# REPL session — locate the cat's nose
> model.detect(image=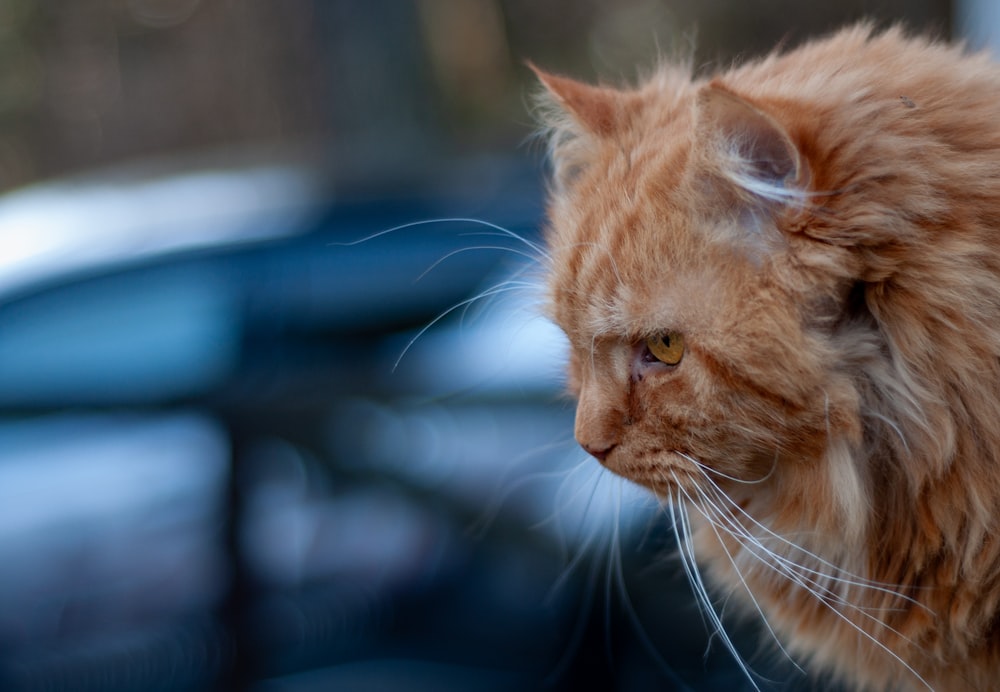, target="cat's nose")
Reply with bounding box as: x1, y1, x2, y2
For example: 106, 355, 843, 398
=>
581, 441, 617, 463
